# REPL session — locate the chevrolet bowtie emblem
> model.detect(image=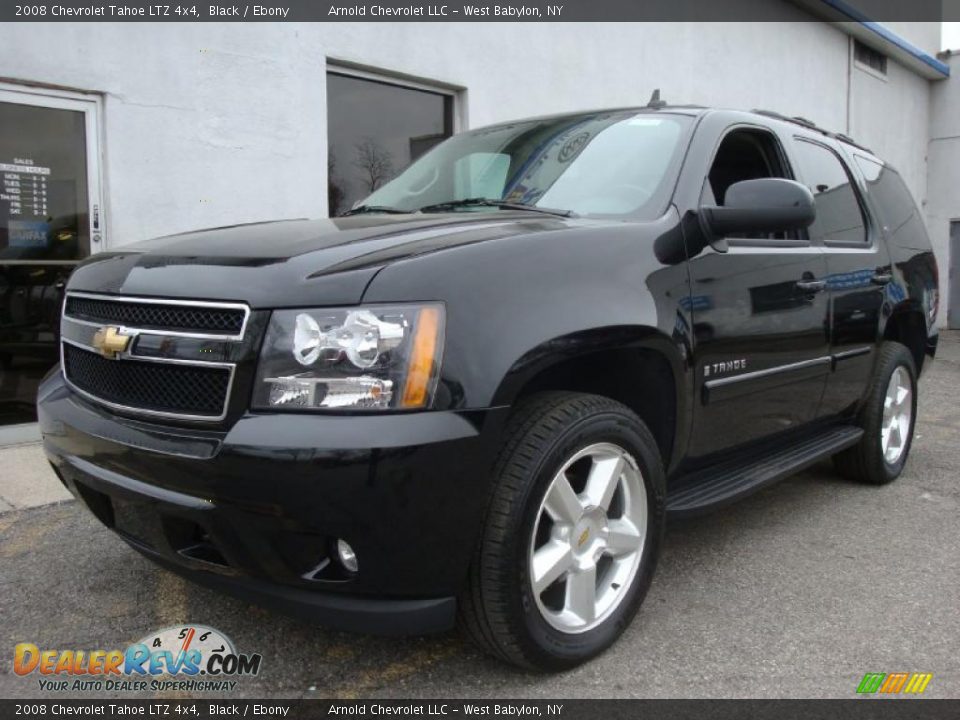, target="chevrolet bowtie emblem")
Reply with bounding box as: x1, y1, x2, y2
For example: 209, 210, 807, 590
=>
92, 326, 131, 359
578, 528, 590, 547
